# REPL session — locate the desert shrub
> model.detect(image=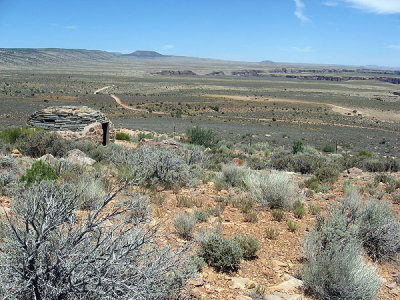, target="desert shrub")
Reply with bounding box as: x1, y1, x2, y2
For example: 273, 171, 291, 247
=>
173, 213, 197, 240
115, 132, 130, 141
239, 198, 254, 214
0, 126, 35, 144
374, 174, 395, 185
292, 153, 324, 174
220, 163, 249, 188
358, 200, 400, 261
322, 143, 336, 153
20, 160, 58, 186
361, 158, 386, 172
245, 170, 299, 209
358, 150, 373, 157
293, 200, 306, 219
314, 166, 340, 183
127, 146, 191, 188
269, 150, 294, 171
186, 126, 219, 148
185, 145, 209, 166
392, 192, 400, 204
292, 140, 304, 154
308, 204, 320, 215
194, 209, 210, 223
384, 157, 399, 172
234, 235, 260, 260
0, 180, 195, 299
303, 200, 381, 300
304, 176, 320, 191
76, 176, 108, 210
265, 227, 279, 240
272, 208, 285, 222
0, 156, 18, 195
207, 203, 226, 217
17, 130, 71, 158
244, 212, 258, 223
0, 156, 17, 169
197, 232, 243, 272
287, 220, 298, 232
137, 132, 153, 141
188, 255, 206, 272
